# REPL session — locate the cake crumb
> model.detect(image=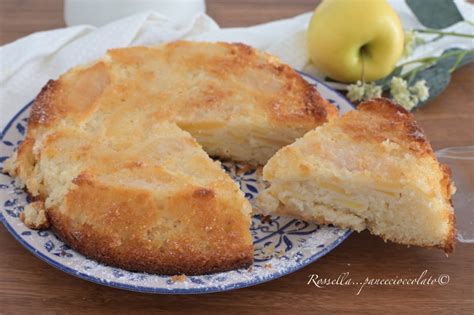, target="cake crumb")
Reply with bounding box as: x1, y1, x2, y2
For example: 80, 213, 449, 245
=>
276, 250, 285, 258
259, 215, 272, 224
20, 201, 50, 229
170, 274, 187, 283
264, 263, 272, 269
235, 163, 254, 175
261, 243, 275, 256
